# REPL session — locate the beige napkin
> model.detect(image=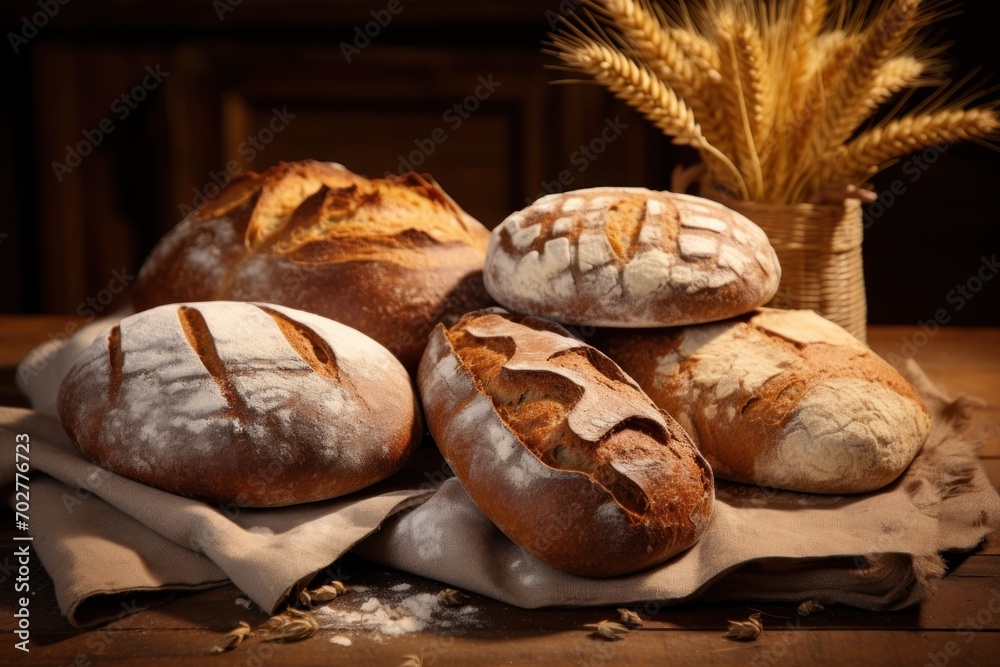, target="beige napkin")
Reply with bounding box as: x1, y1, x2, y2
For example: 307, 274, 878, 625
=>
5, 315, 999, 626
357, 360, 1000, 611
0, 407, 433, 627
